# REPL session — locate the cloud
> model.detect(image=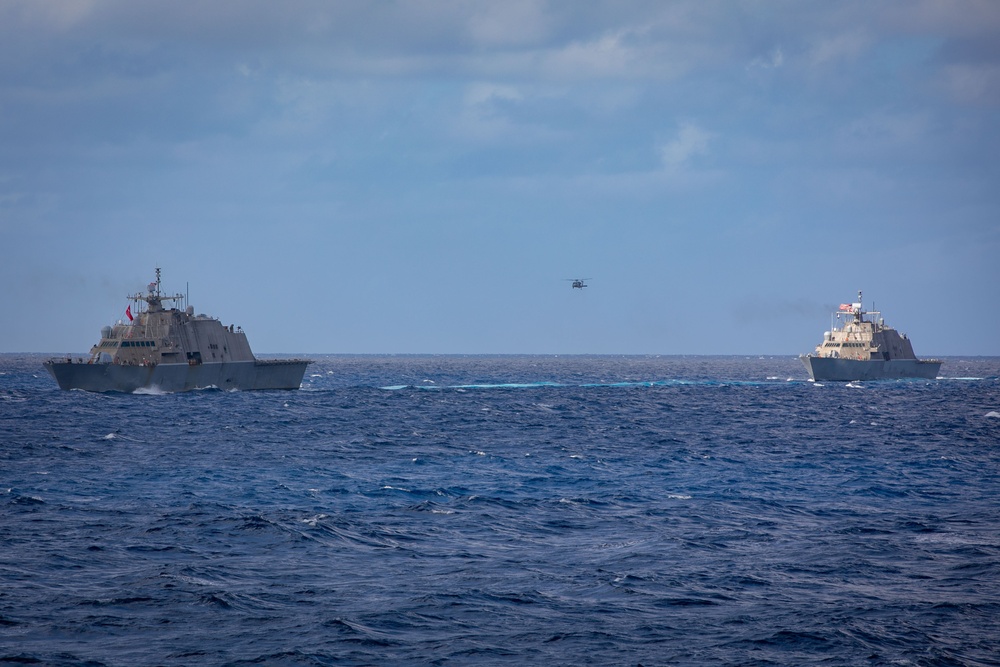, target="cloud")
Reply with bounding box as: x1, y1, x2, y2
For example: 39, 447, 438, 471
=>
747, 47, 785, 70
660, 123, 713, 170
1, 0, 102, 33
889, 0, 1000, 38
467, 0, 550, 47
806, 29, 871, 66
464, 82, 524, 108
538, 29, 646, 79
938, 62, 1000, 107
834, 111, 932, 156
456, 82, 526, 141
